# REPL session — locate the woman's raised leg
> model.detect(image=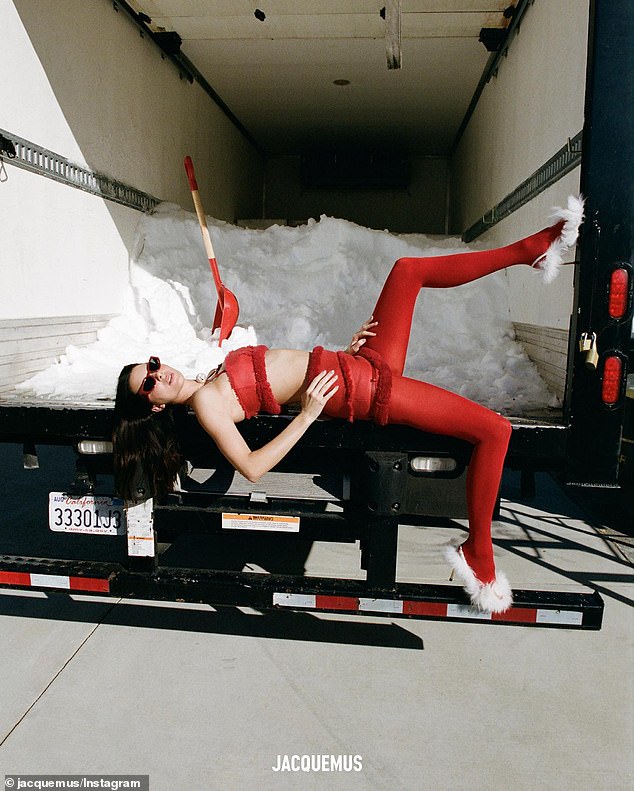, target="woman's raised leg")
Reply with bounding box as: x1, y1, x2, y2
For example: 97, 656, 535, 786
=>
364, 197, 583, 375
358, 197, 583, 610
